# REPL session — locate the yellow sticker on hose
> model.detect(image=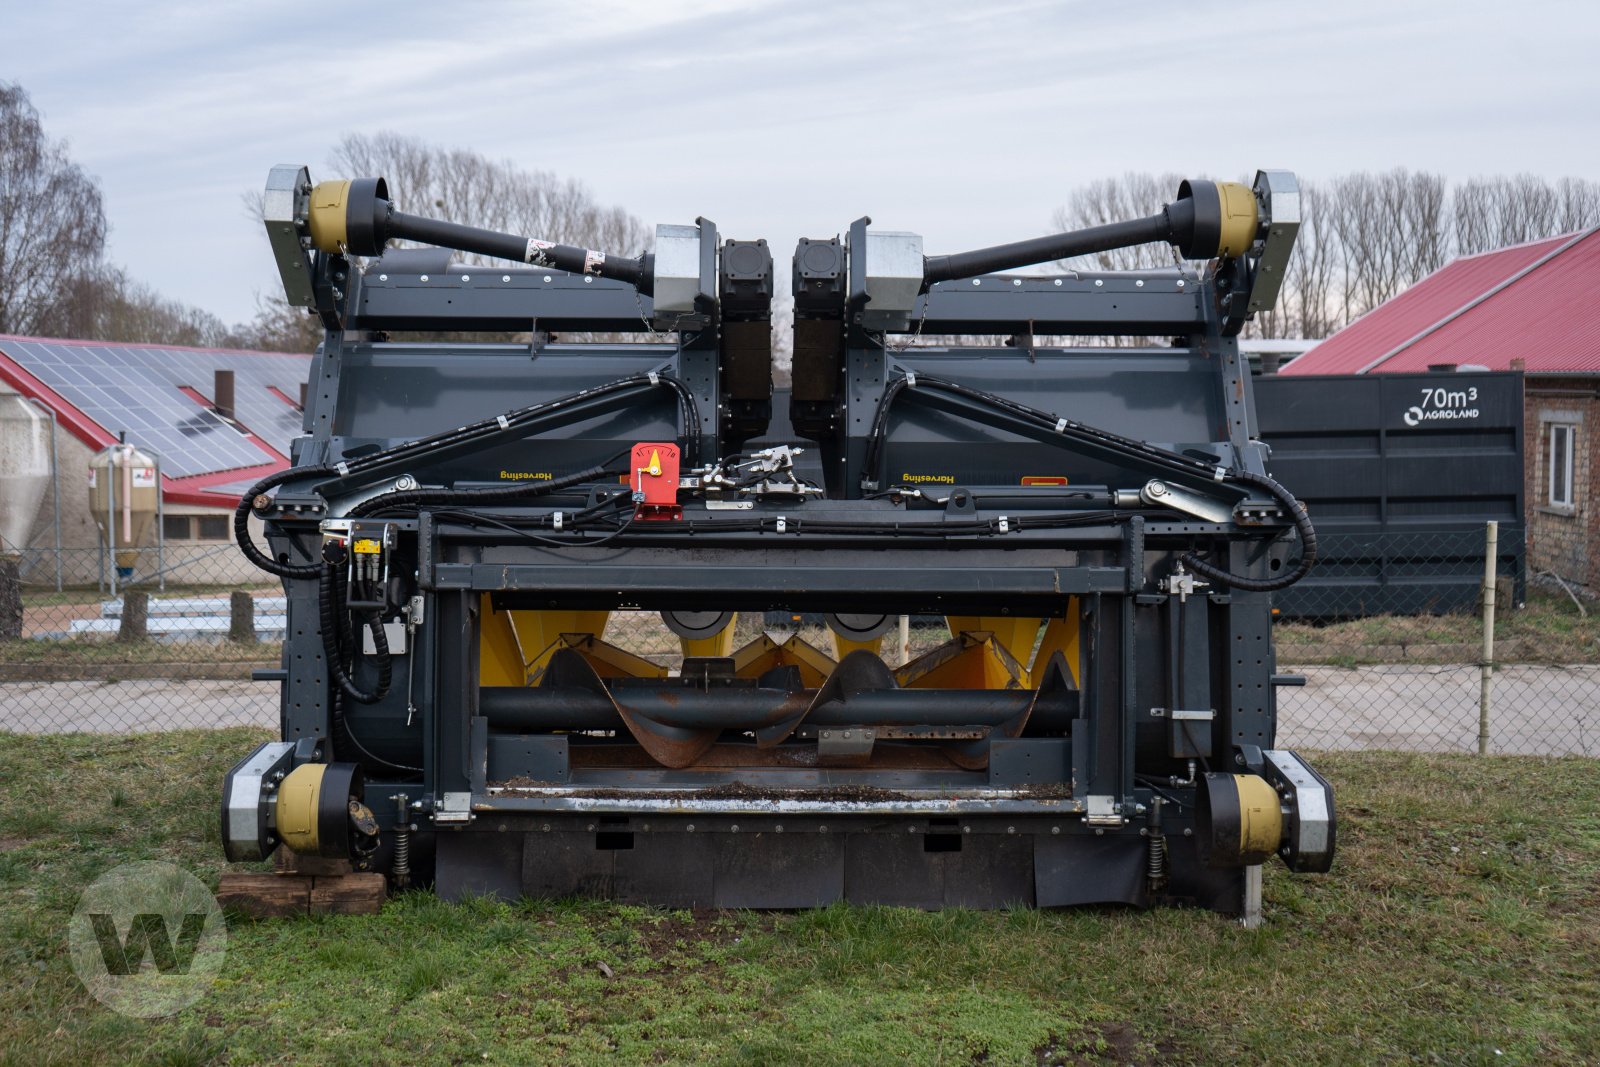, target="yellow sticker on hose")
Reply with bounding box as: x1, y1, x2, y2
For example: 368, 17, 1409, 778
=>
352, 538, 381, 555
